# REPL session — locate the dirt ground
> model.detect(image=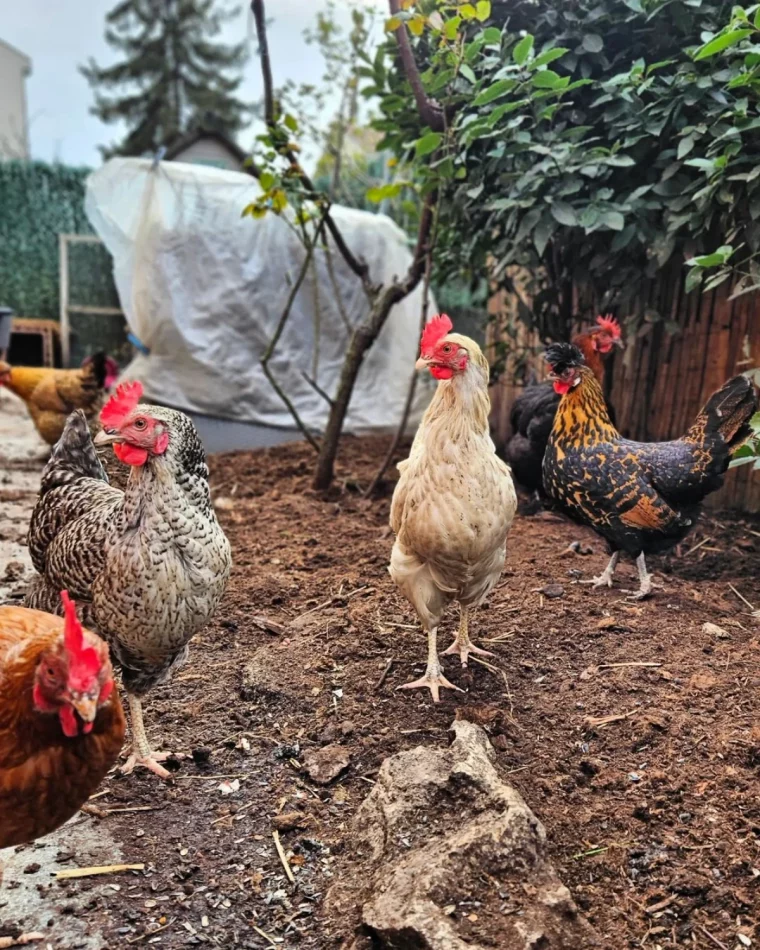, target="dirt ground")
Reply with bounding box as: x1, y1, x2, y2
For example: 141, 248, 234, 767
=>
2, 405, 760, 950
